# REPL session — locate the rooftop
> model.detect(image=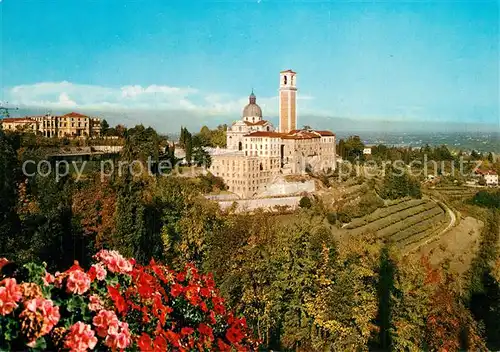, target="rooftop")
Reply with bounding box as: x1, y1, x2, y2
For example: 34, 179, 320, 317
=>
0, 117, 35, 123
243, 120, 269, 126
62, 112, 89, 118
245, 131, 285, 138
